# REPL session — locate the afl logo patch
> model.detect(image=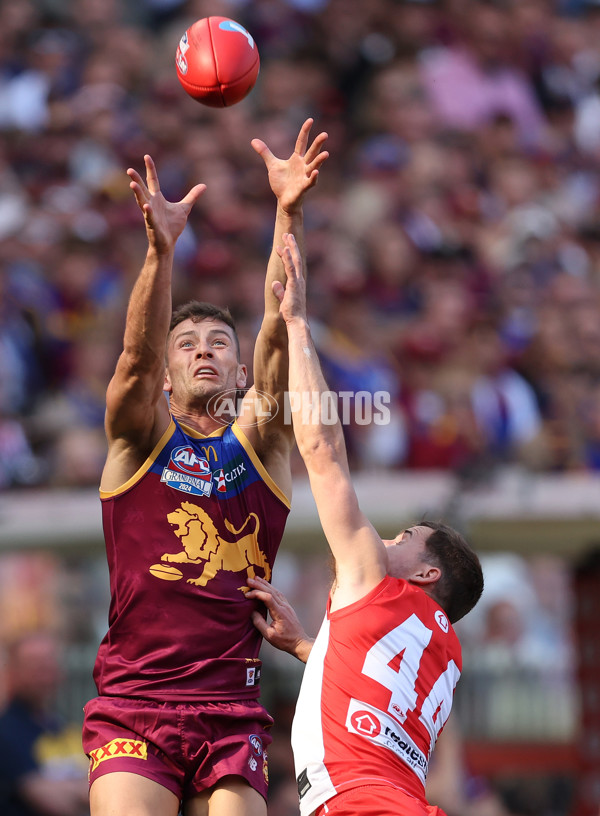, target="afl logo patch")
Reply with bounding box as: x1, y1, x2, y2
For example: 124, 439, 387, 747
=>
161, 446, 213, 497
170, 446, 211, 476
249, 735, 263, 757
